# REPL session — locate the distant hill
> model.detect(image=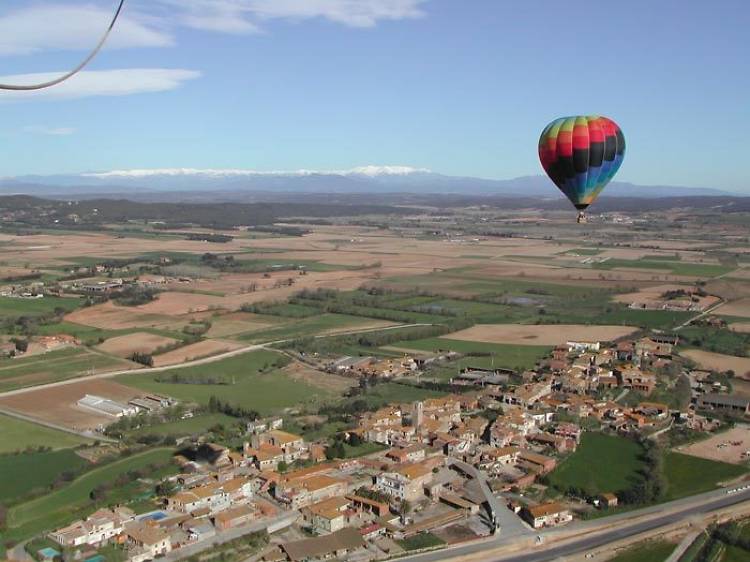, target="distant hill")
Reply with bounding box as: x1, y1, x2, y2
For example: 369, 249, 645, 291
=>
0, 167, 738, 199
